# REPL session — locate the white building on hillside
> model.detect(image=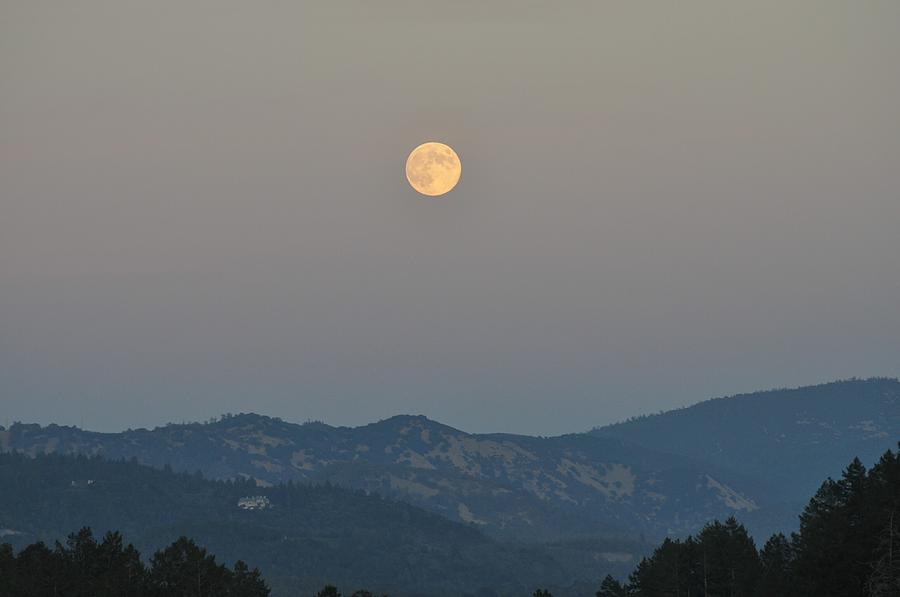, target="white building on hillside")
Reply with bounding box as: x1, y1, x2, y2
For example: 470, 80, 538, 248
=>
237, 495, 271, 510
